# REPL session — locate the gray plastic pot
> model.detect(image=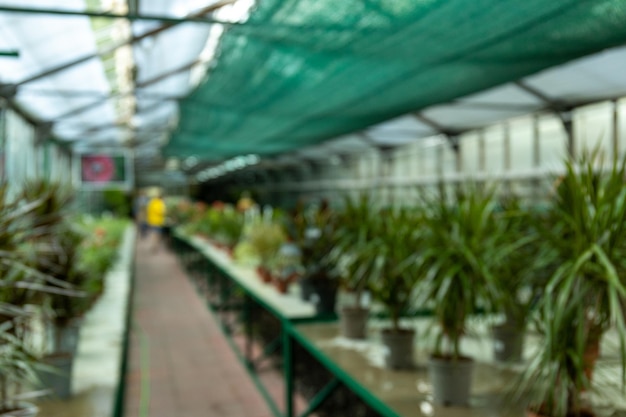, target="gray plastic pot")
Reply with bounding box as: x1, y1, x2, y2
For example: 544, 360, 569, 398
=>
492, 323, 525, 363
381, 328, 415, 370
339, 307, 369, 339
428, 356, 474, 406
54, 320, 82, 354
40, 353, 74, 399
